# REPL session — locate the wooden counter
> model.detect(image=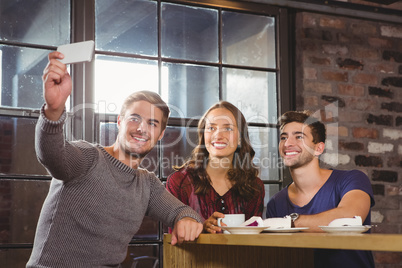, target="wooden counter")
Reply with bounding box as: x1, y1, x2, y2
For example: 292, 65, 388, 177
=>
163, 232, 402, 267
